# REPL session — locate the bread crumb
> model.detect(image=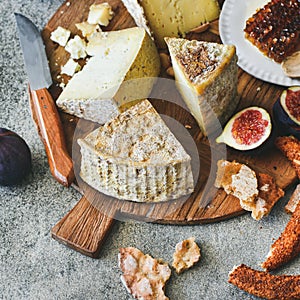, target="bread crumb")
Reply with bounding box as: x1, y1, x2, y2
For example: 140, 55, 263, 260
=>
119, 247, 171, 300
172, 237, 201, 274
